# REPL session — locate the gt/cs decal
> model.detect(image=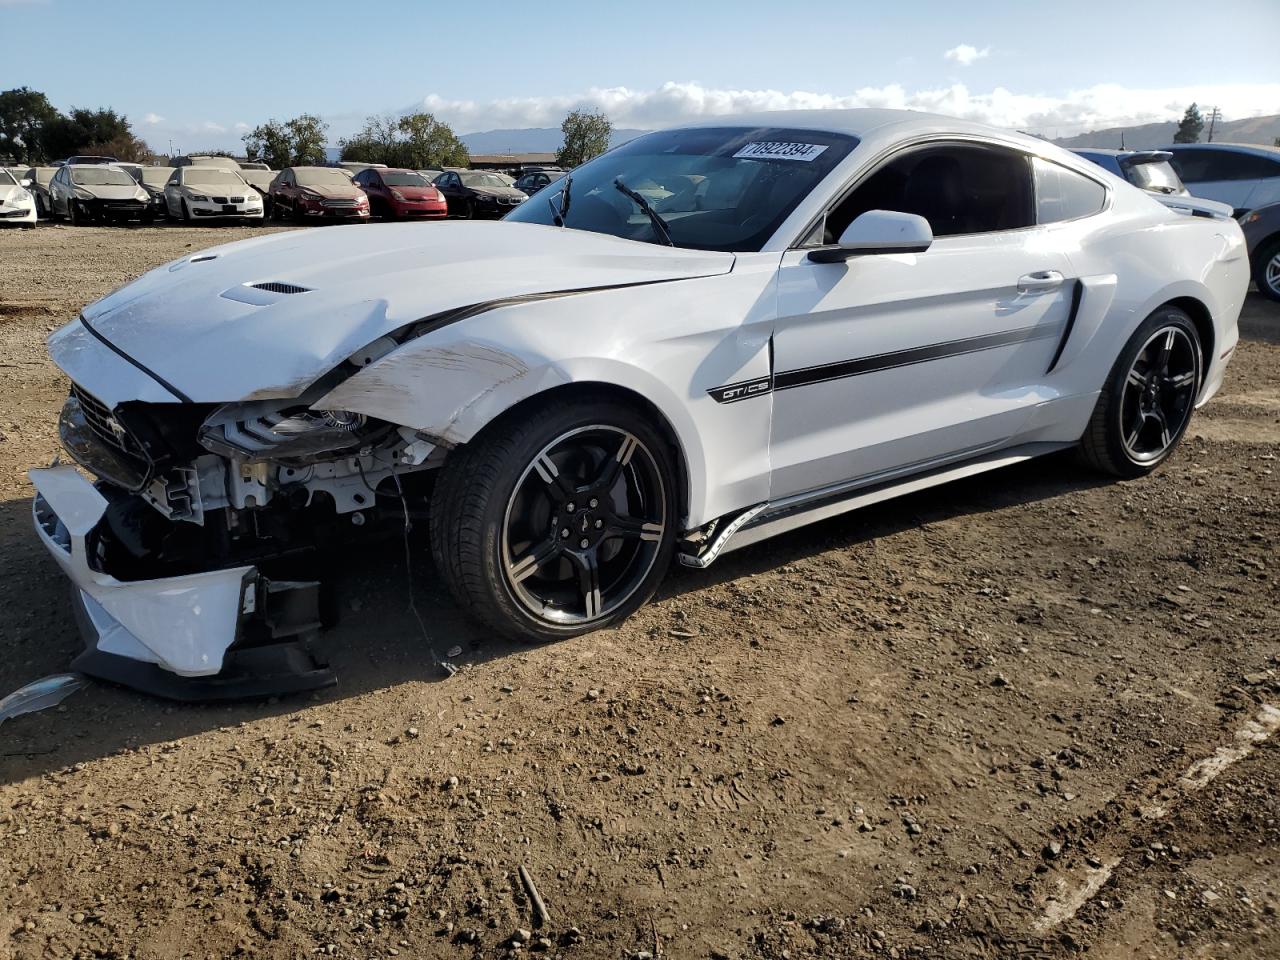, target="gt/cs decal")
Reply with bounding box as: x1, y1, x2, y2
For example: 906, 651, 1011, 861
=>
708, 376, 773, 404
